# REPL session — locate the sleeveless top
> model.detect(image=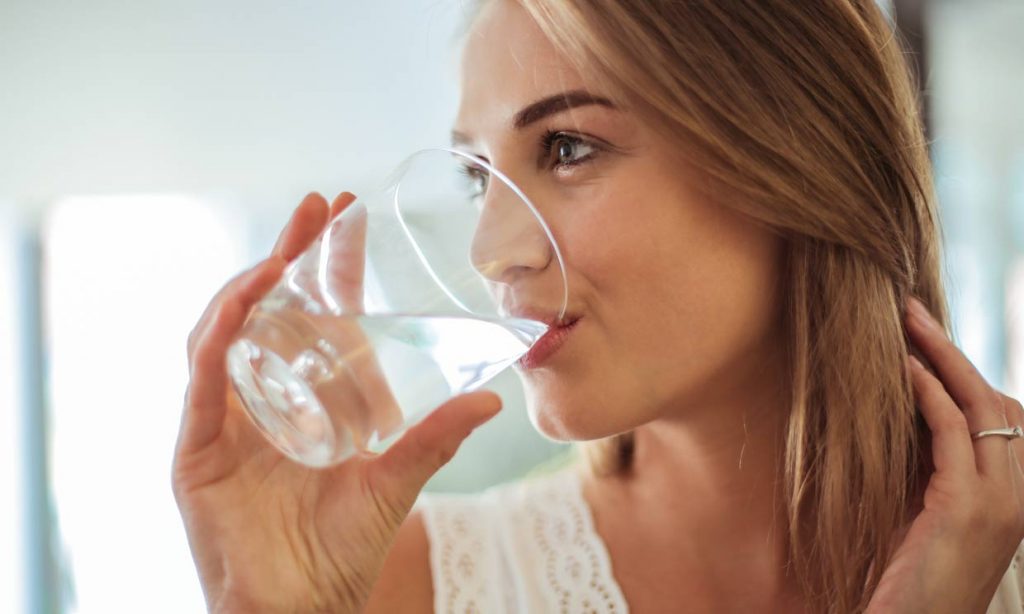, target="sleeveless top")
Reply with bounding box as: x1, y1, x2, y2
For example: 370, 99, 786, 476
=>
414, 468, 1024, 614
